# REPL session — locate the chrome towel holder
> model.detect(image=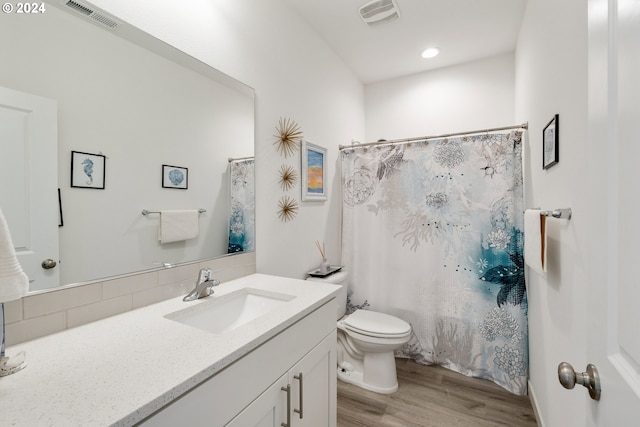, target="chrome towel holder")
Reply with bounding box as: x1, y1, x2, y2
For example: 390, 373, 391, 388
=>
540, 208, 572, 220
141, 209, 206, 215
